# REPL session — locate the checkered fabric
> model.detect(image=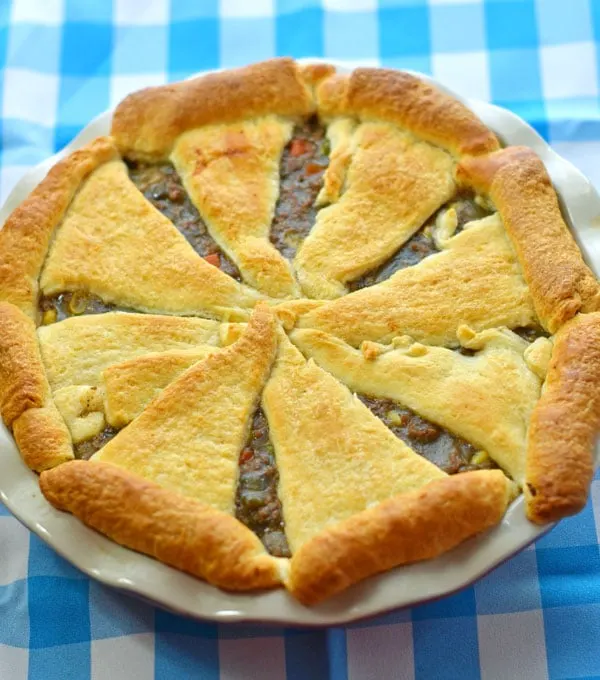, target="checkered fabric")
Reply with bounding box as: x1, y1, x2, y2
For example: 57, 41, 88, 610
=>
1, 1, 600, 678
